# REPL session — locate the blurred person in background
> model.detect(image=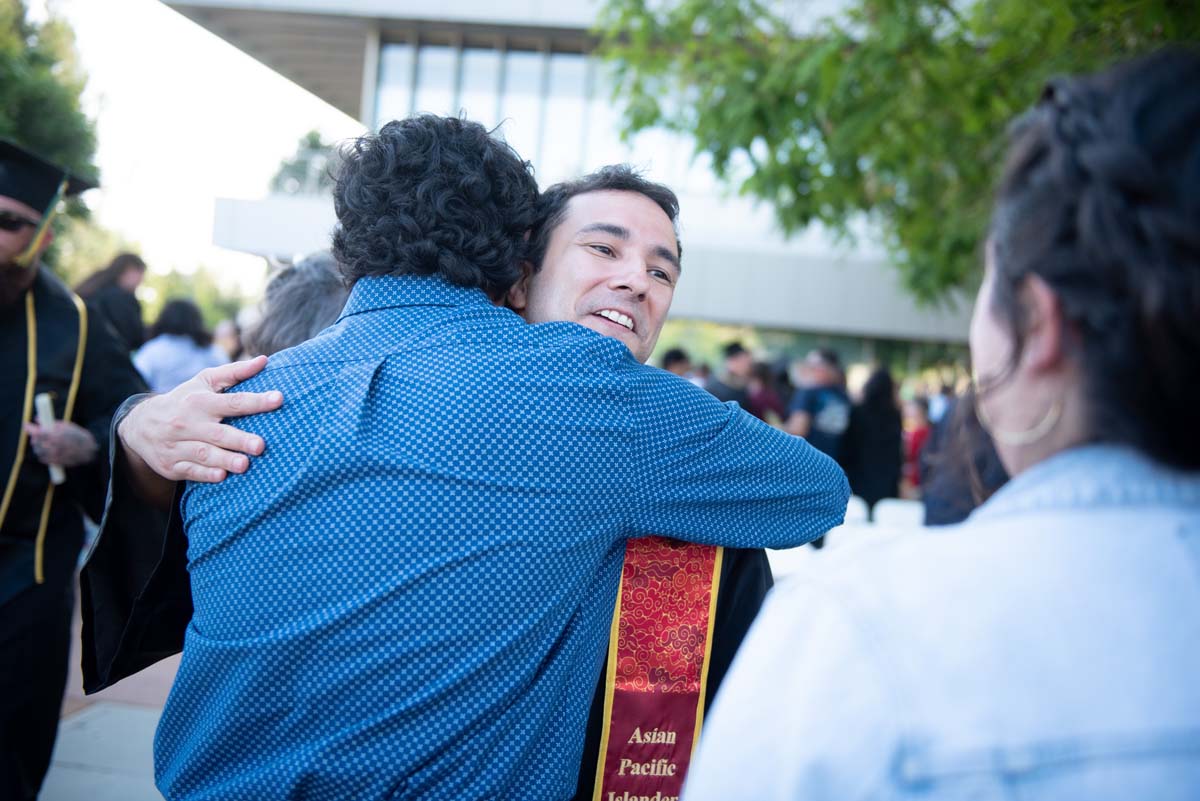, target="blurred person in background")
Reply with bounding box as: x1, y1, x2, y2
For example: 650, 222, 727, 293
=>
75, 252, 147, 353
685, 50, 1200, 801
786, 347, 851, 549
241, 251, 349, 357
784, 347, 851, 462
659, 345, 693, 378
213, 318, 242, 361
134, 299, 227, 392
0, 141, 147, 801
745, 361, 786, 425
921, 390, 1009, 525
902, 395, 932, 495
839, 366, 902, 511
704, 340, 752, 406
927, 381, 955, 424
